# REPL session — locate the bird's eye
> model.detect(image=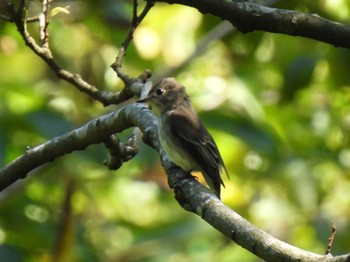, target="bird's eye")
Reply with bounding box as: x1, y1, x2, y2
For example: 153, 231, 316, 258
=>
156, 88, 165, 96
